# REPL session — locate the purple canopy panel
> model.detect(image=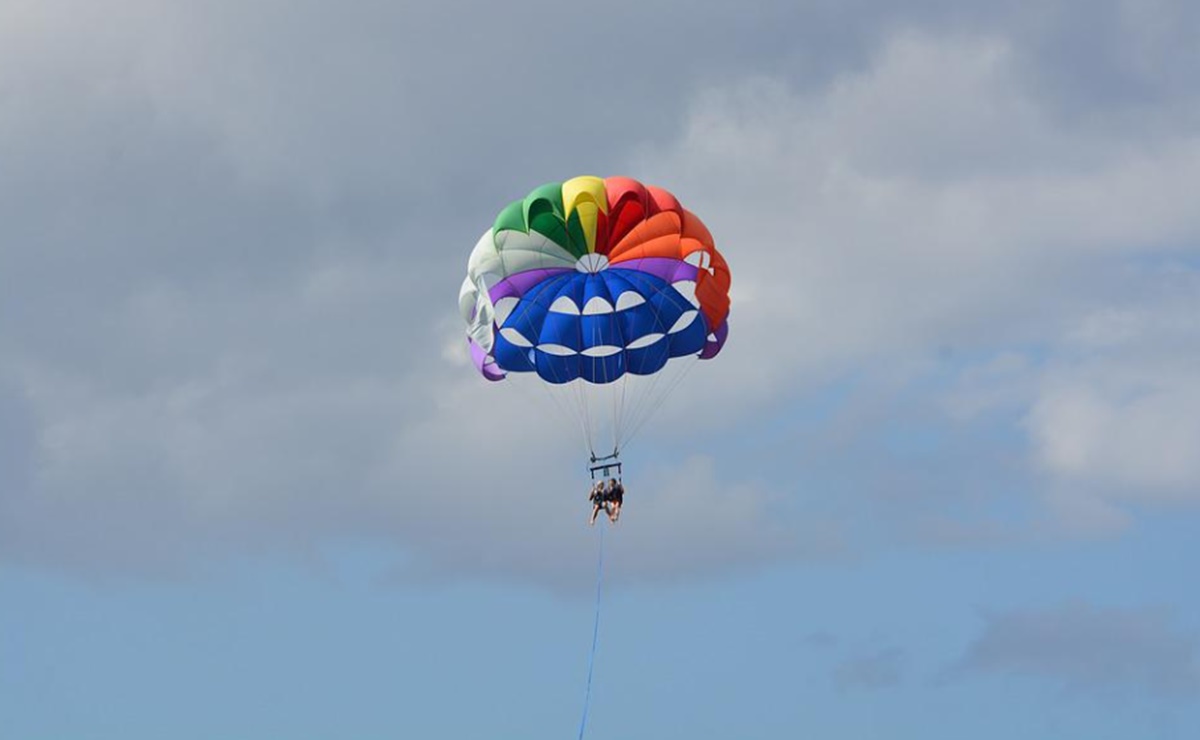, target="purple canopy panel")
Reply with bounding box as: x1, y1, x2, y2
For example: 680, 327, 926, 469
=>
609, 257, 698, 285
488, 268, 573, 303
469, 337, 506, 381
699, 319, 728, 360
